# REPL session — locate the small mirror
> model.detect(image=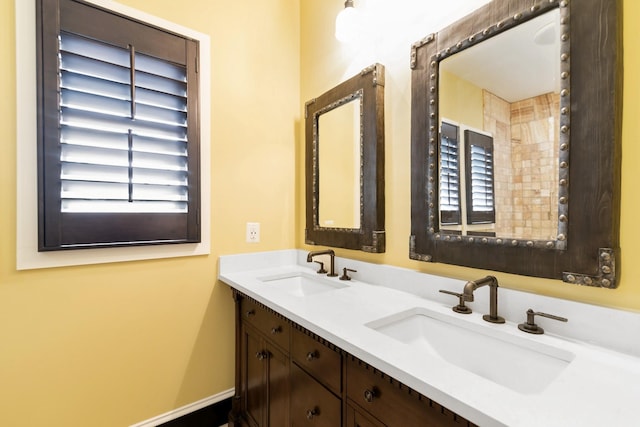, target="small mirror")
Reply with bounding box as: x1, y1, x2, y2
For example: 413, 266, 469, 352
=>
318, 97, 361, 229
410, 0, 622, 288
306, 64, 385, 253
